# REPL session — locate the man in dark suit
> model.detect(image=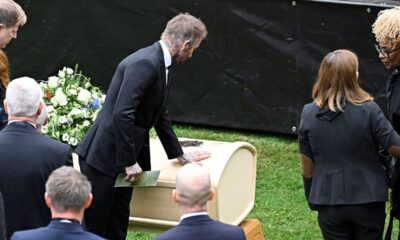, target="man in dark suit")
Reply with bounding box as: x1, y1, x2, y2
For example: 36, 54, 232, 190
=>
0, 77, 72, 239
0, 2, 27, 239
75, 12, 210, 240
155, 163, 246, 240
11, 166, 104, 240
